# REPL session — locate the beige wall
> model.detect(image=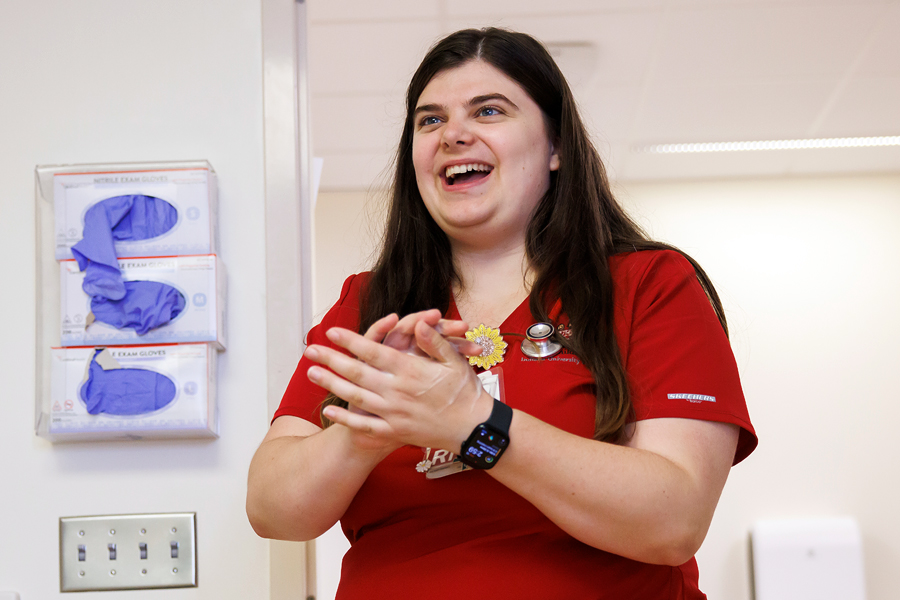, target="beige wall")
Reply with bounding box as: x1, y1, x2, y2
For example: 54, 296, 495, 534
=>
313, 191, 386, 317
314, 173, 900, 600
